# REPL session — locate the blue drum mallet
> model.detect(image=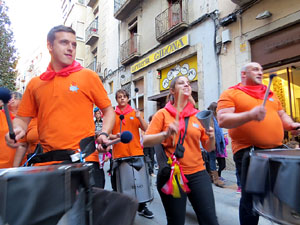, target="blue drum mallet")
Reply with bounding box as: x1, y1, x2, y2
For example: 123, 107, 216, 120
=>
102, 131, 133, 149
0, 87, 16, 141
